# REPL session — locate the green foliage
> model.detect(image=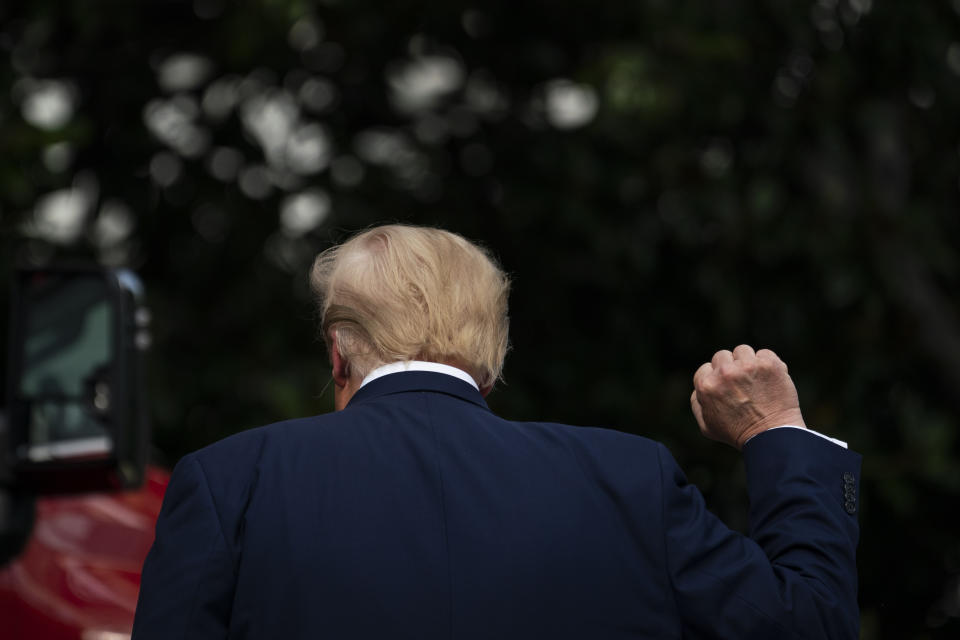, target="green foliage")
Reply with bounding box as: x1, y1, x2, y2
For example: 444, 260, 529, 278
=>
2, 0, 959, 636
